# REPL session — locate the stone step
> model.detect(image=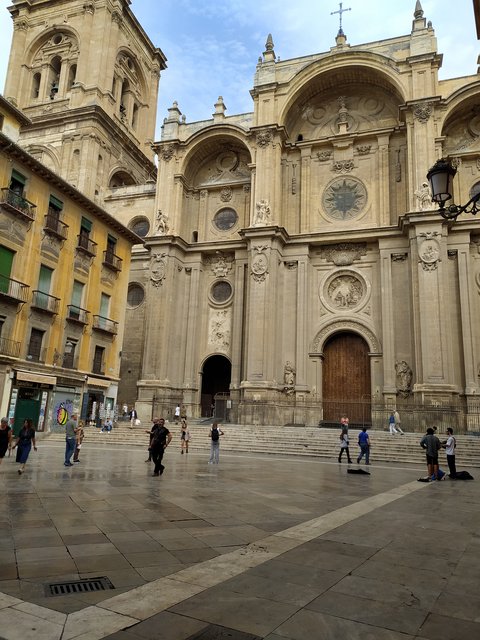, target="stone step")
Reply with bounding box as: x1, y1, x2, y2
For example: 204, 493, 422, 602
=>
41, 425, 480, 467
